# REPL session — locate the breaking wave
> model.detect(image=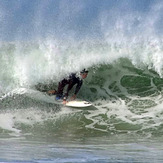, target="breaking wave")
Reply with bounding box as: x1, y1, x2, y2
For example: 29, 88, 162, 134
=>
0, 40, 163, 138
